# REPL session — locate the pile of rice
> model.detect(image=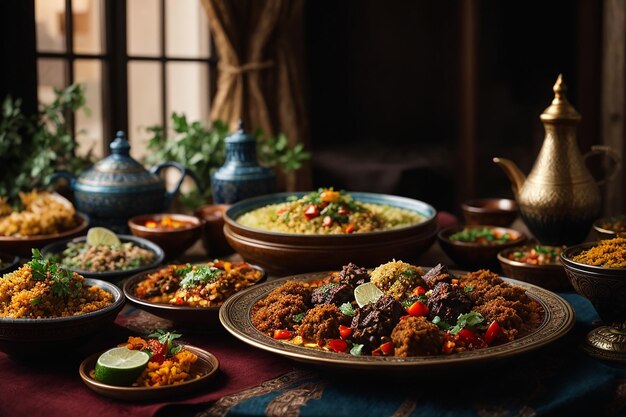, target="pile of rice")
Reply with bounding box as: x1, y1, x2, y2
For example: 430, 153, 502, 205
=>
237, 201, 424, 234
0, 264, 113, 318
0, 191, 77, 237
135, 349, 199, 387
